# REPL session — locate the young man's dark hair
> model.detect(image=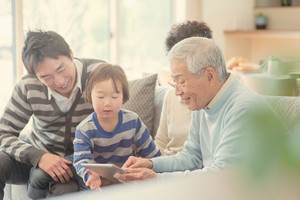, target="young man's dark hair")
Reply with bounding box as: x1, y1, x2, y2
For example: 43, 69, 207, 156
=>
22, 30, 71, 74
